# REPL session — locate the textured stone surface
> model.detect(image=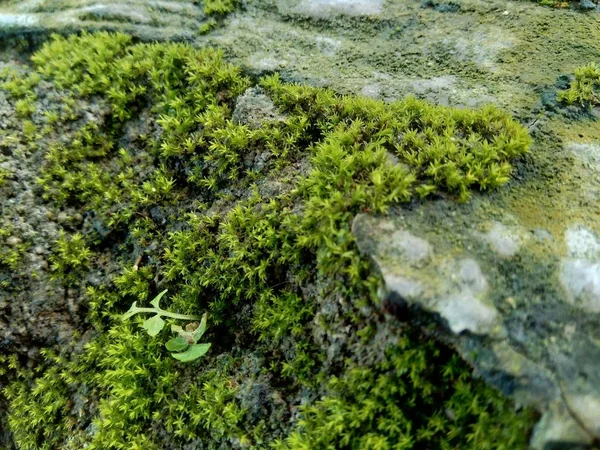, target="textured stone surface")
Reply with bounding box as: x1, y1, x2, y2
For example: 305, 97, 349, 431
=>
353, 198, 600, 449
